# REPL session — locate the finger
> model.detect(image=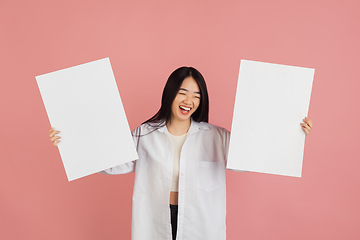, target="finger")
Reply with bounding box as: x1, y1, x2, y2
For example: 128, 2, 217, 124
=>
301, 123, 311, 132
302, 120, 311, 129
49, 130, 60, 138
48, 127, 54, 135
304, 119, 313, 128
302, 126, 310, 136
50, 136, 61, 142
50, 135, 61, 141
303, 117, 313, 128
53, 140, 60, 146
